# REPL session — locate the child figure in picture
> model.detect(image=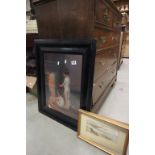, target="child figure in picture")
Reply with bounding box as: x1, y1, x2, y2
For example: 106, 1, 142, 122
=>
59, 71, 71, 109
48, 73, 56, 107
